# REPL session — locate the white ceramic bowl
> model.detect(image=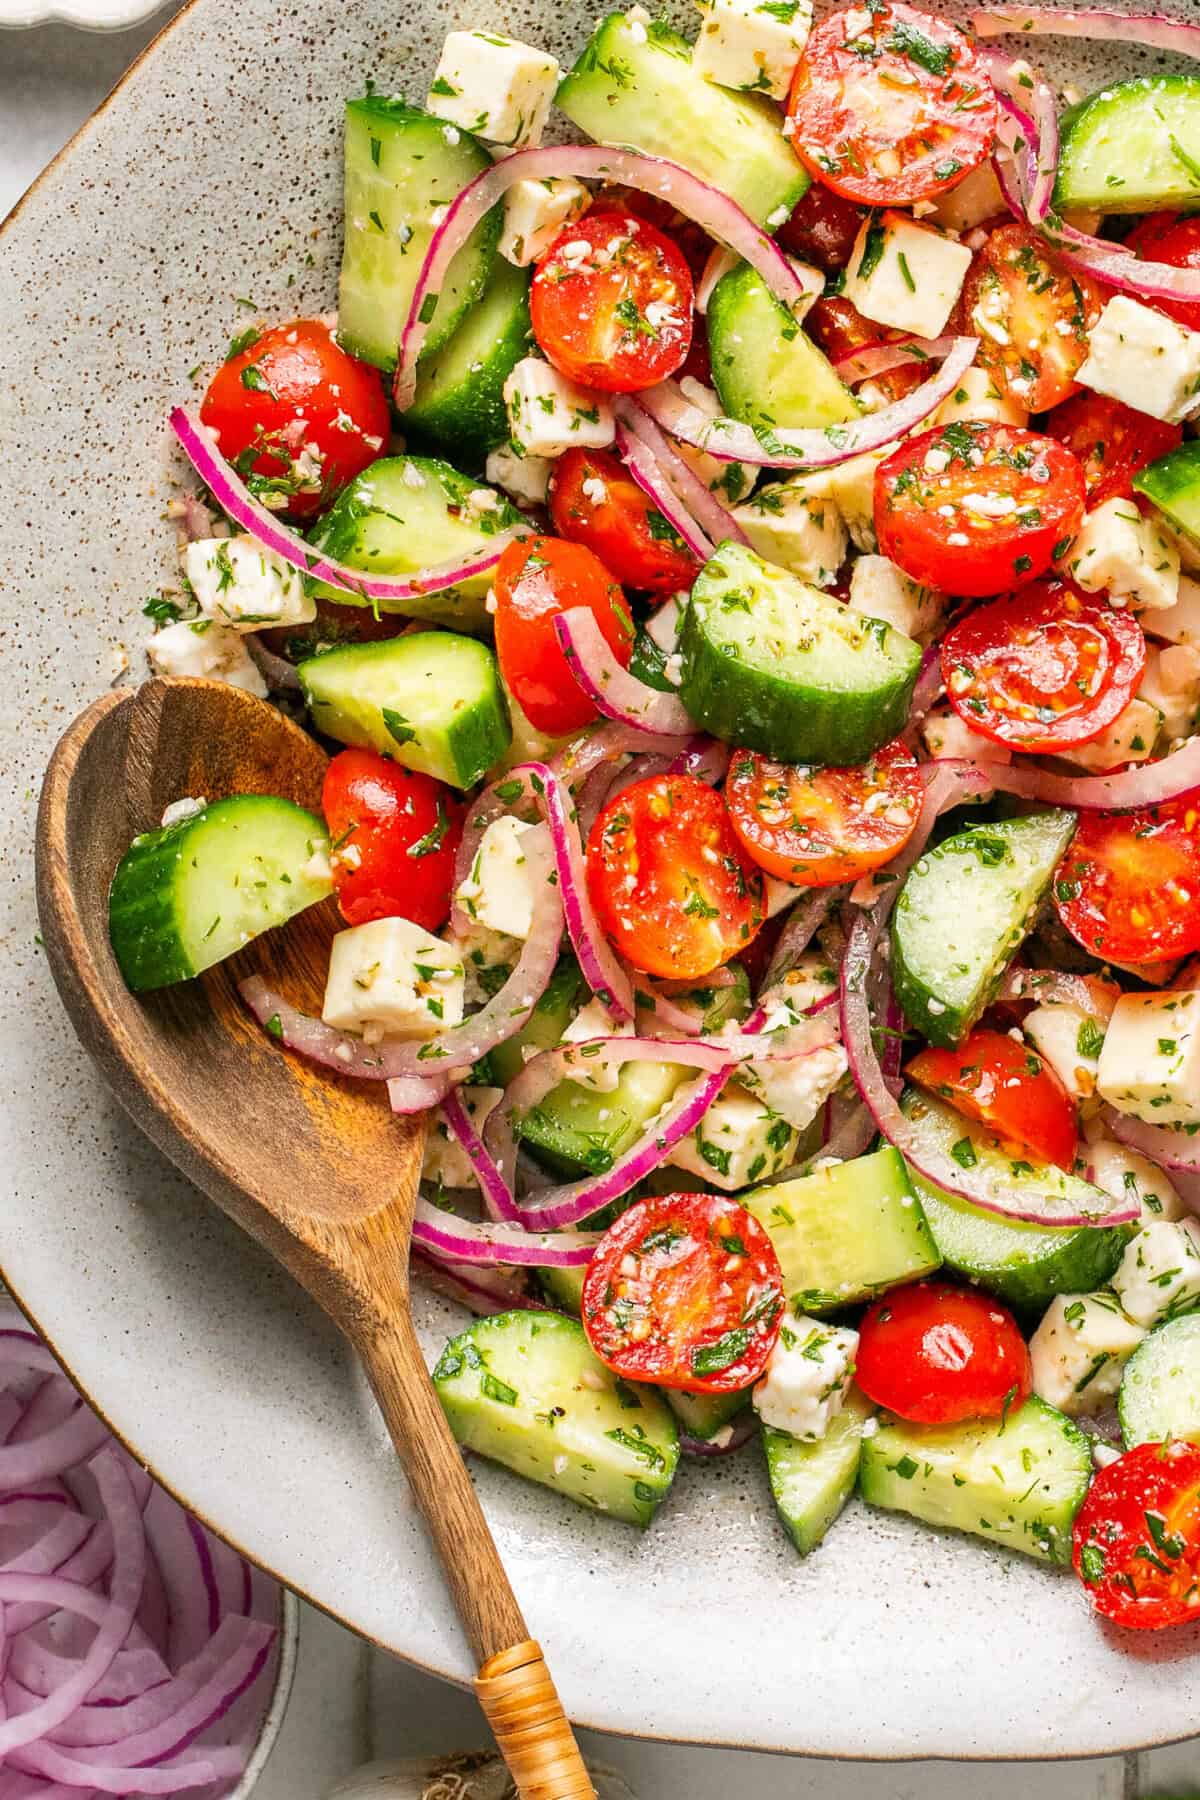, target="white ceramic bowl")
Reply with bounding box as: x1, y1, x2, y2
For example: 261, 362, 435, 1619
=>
0, 0, 166, 29
4, 0, 1200, 1763
234, 1589, 300, 1798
